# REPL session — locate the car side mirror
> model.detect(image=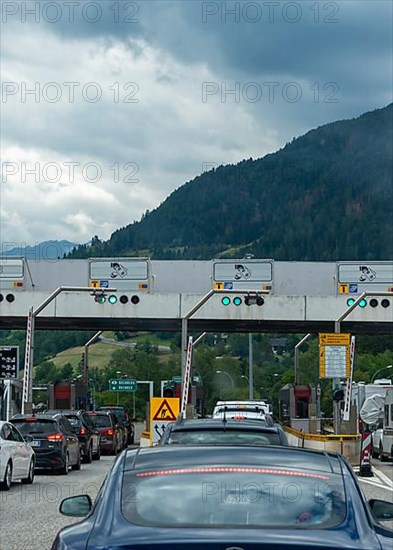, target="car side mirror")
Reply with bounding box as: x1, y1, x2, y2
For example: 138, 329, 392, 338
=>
24, 435, 34, 443
60, 495, 92, 517
369, 499, 393, 522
